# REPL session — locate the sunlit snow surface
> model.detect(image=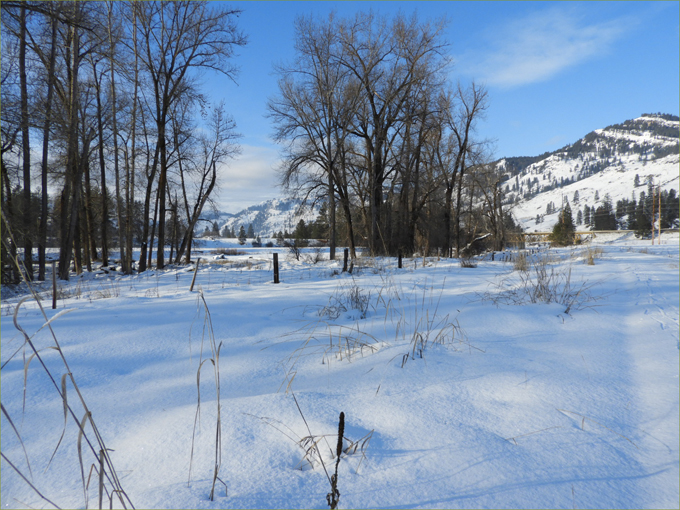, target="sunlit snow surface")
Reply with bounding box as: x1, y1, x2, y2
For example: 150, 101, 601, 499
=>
2, 234, 678, 509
